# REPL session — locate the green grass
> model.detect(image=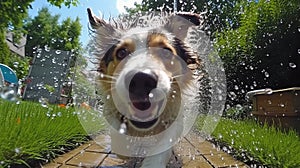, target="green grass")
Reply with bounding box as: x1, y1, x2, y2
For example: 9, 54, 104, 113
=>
0, 99, 103, 167
198, 117, 300, 168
